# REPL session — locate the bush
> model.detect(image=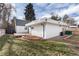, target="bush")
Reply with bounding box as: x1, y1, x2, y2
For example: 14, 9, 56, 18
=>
65, 31, 72, 35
